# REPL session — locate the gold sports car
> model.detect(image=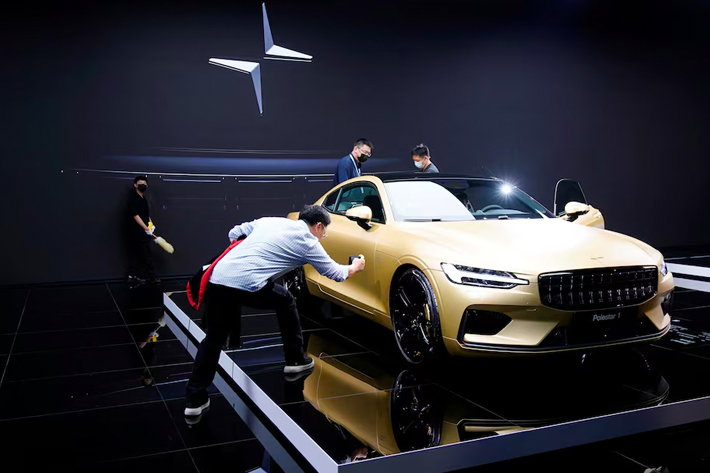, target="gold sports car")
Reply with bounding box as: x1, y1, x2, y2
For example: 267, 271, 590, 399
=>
286, 172, 674, 363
